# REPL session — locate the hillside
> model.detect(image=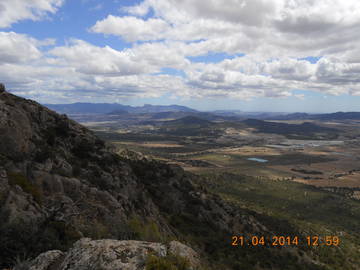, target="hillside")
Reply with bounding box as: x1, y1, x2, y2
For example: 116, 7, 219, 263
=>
243, 119, 339, 139
0, 86, 345, 269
